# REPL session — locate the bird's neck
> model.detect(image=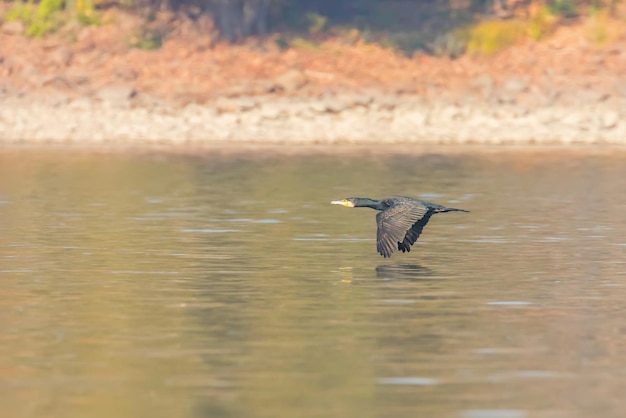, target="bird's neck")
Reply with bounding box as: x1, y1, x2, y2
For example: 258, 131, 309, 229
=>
354, 198, 386, 211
